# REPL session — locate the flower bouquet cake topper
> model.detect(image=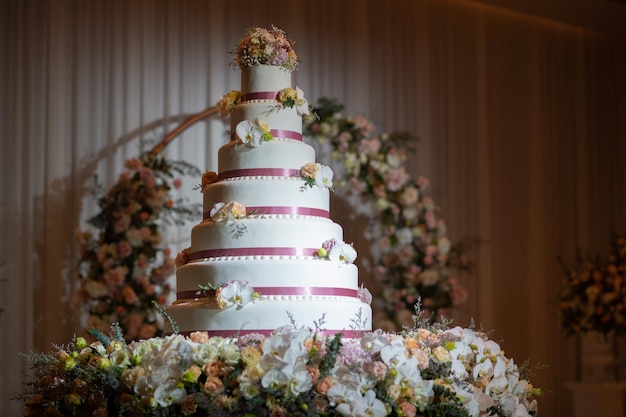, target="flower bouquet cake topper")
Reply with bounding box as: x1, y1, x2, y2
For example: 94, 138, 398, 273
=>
231, 25, 299, 71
